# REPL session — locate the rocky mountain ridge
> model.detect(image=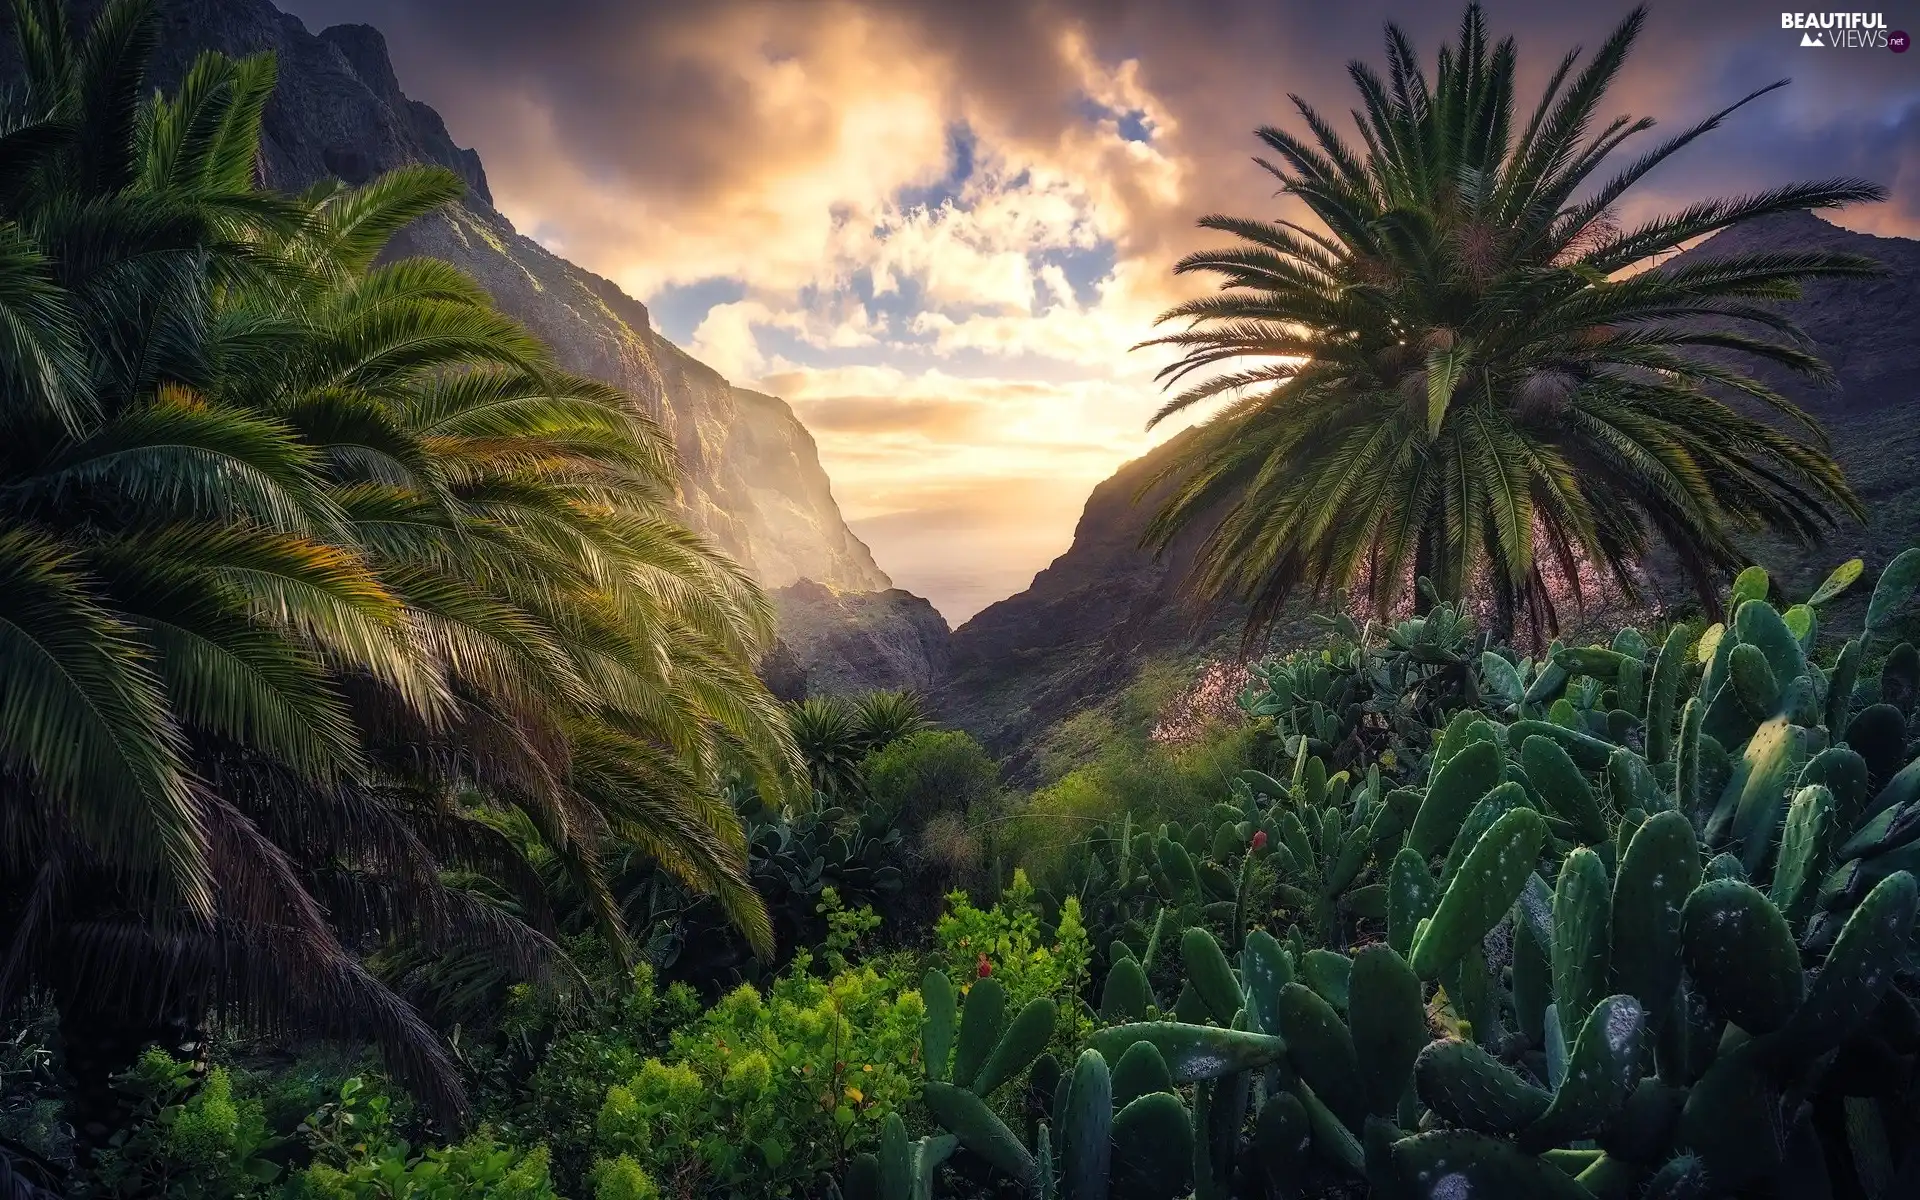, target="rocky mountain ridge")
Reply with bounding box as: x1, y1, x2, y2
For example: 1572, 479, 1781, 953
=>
117, 0, 892, 595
